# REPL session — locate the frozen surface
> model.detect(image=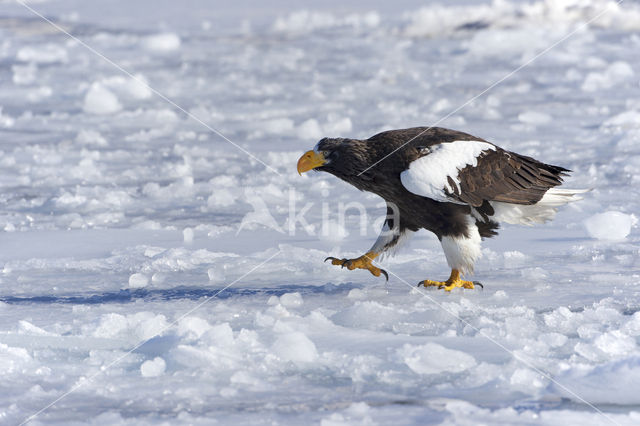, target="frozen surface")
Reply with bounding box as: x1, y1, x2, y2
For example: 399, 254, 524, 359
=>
1, 0, 640, 424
